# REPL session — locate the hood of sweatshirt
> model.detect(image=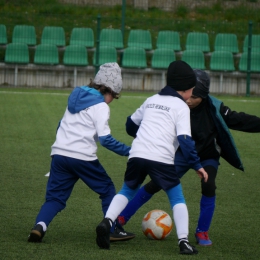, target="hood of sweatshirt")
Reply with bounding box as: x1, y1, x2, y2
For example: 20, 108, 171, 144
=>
68, 86, 105, 114
158, 85, 185, 101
